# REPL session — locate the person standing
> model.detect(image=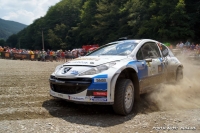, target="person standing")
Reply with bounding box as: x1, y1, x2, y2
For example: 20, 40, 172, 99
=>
185, 40, 190, 48
41, 49, 46, 61
61, 50, 65, 62
179, 41, 184, 50
50, 50, 53, 62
